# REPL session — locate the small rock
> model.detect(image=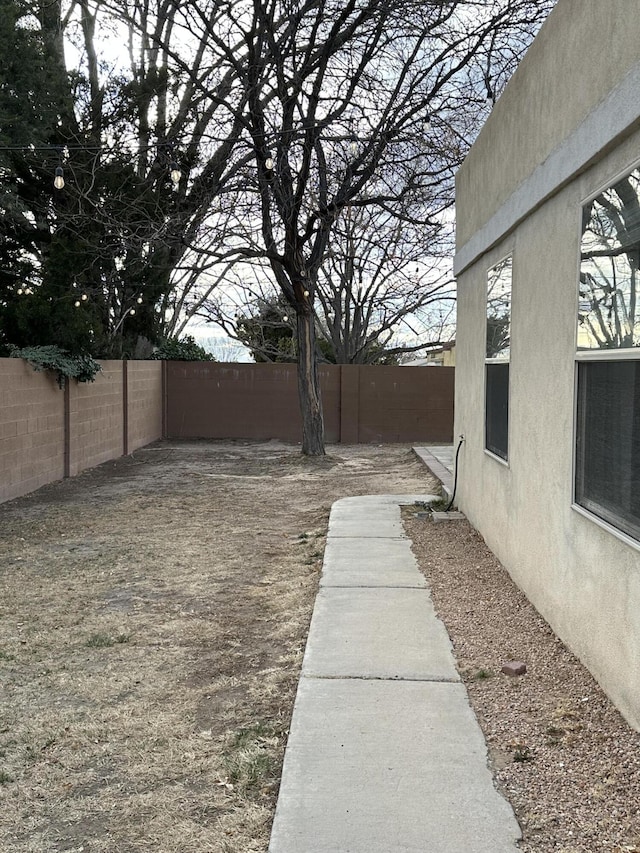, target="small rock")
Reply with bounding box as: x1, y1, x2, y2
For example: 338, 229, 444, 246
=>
501, 661, 527, 676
